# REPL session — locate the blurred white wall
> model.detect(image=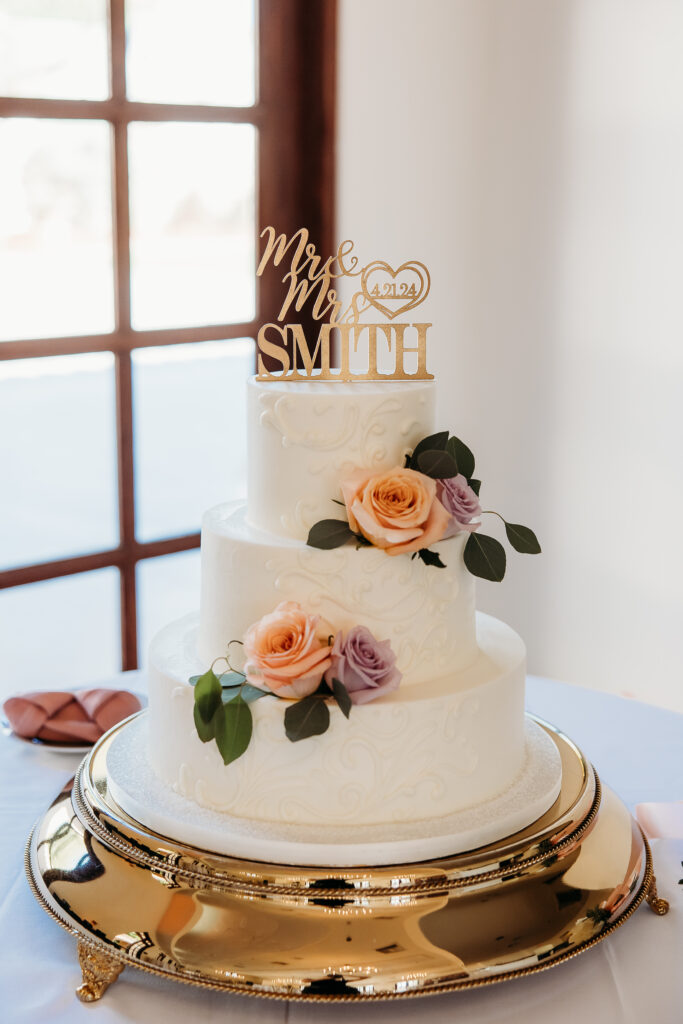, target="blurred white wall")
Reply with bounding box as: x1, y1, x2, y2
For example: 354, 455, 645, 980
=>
336, 0, 683, 711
